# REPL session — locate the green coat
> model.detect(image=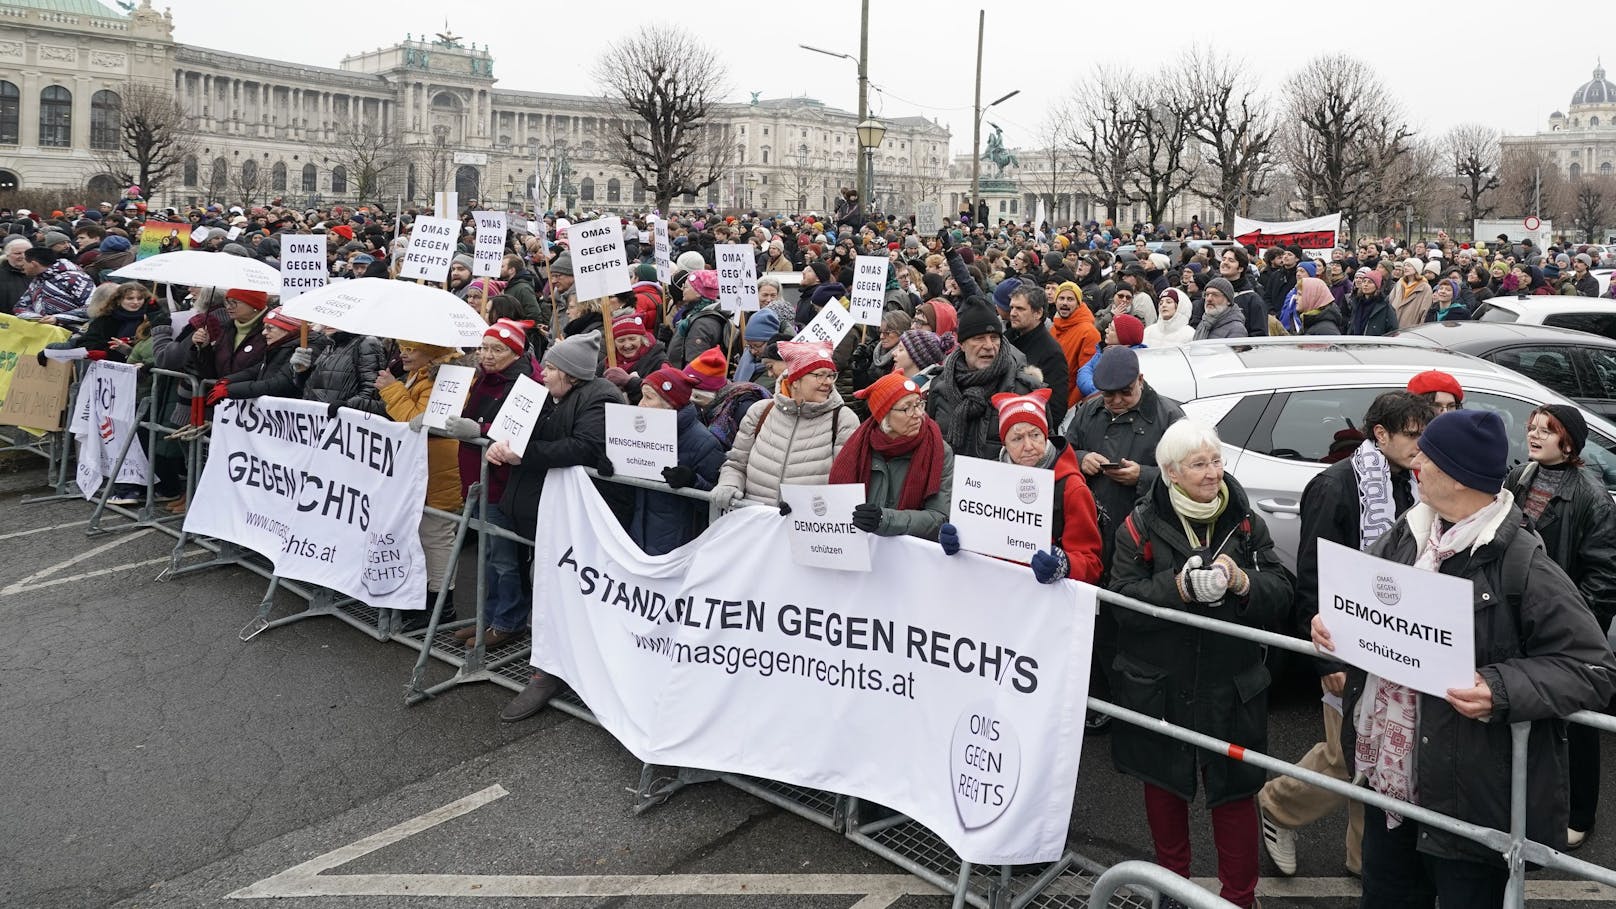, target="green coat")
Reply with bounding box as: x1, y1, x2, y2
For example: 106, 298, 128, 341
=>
861, 441, 953, 541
